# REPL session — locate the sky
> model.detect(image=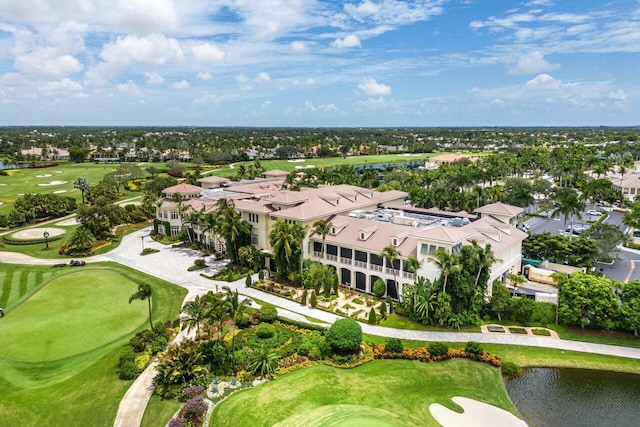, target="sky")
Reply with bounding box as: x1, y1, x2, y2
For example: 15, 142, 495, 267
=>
0, 0, 638, 127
